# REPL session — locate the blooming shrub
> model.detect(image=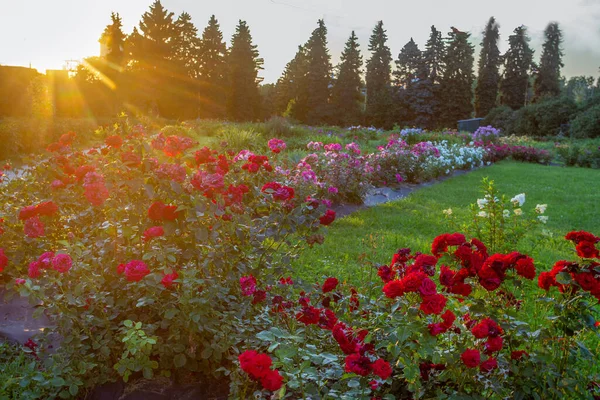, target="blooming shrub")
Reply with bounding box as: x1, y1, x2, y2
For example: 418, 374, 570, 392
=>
472, 125, 500, 144
0, 125, 335, 397
482, 143, 552, 164
232, 229, 599, 399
